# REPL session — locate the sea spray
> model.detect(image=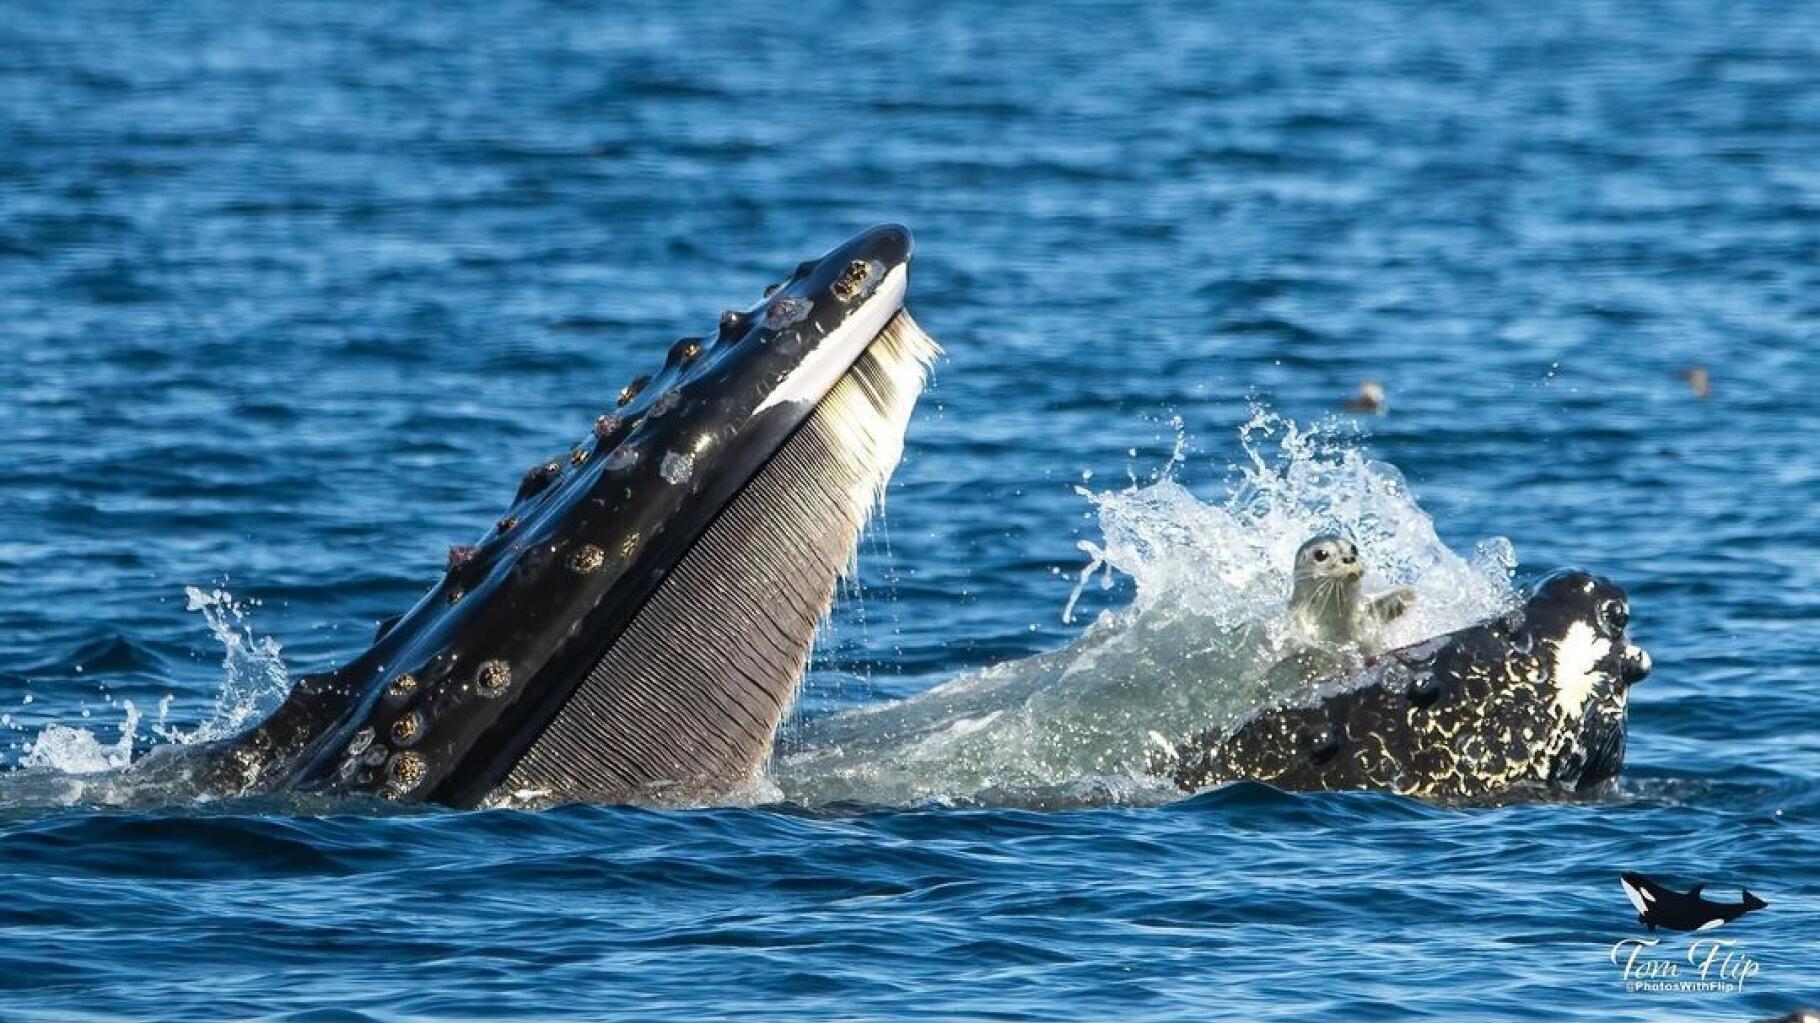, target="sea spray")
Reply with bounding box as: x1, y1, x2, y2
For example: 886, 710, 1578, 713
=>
778, 410, 1520, 807
154, 587, 292, 744
3, 587, 292, 806
19, 700, 141, 775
